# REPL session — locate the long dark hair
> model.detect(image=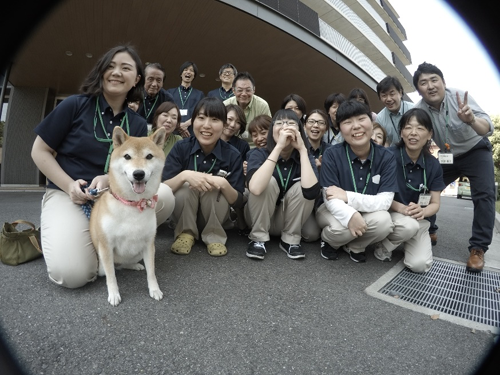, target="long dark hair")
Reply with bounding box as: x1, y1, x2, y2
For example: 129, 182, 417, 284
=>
266, 109, 311, 153
80, 45, 144, 103
396, 108, 434, 154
